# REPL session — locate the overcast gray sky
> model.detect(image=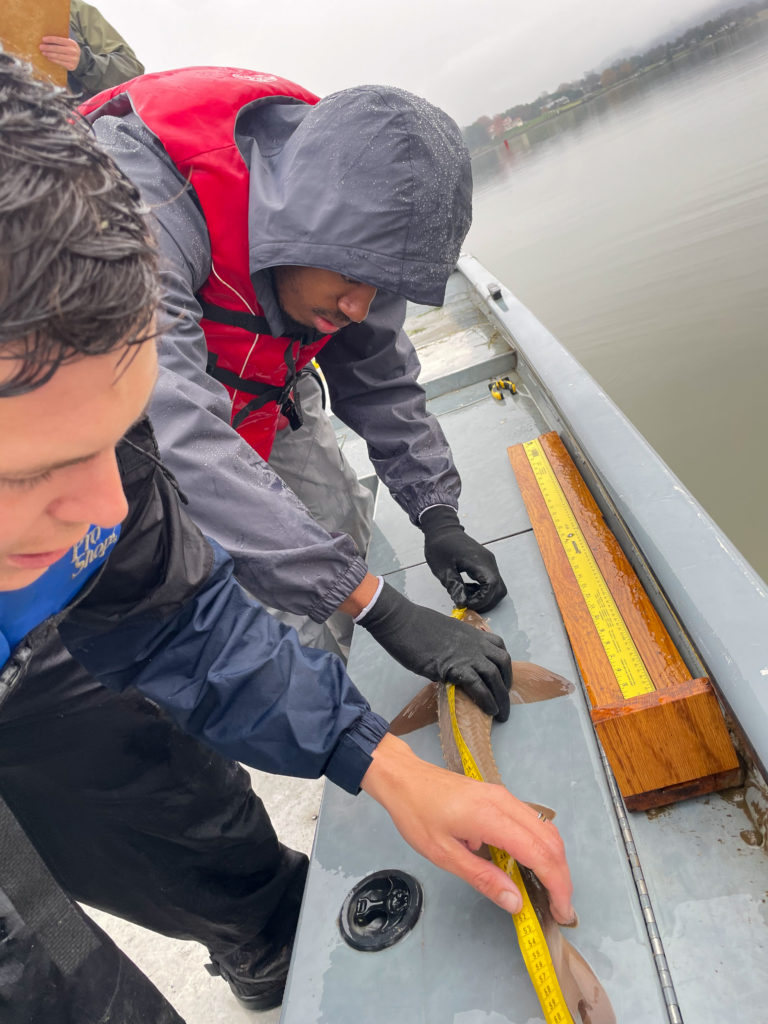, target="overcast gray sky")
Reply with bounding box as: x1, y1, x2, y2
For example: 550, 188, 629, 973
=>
93, 0, 728, 125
